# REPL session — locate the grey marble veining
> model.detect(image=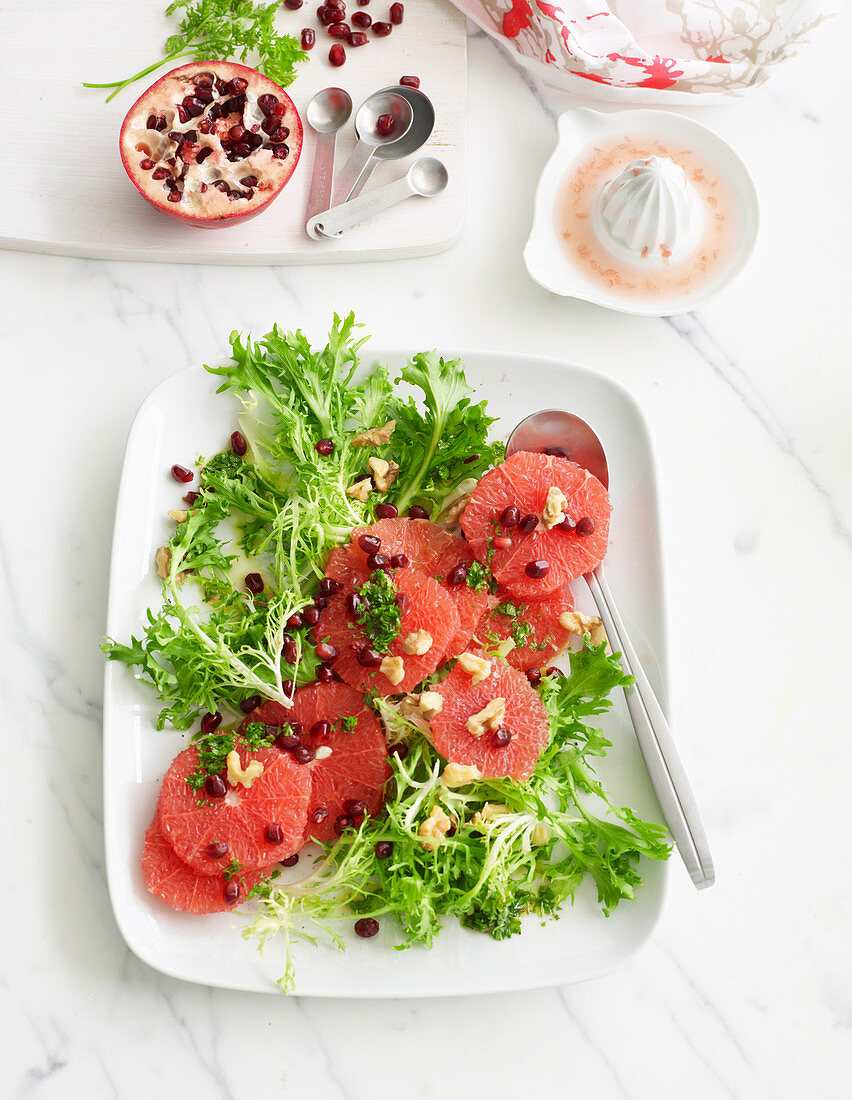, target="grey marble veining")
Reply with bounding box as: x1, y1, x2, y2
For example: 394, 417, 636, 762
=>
2, 9, 851, 1100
